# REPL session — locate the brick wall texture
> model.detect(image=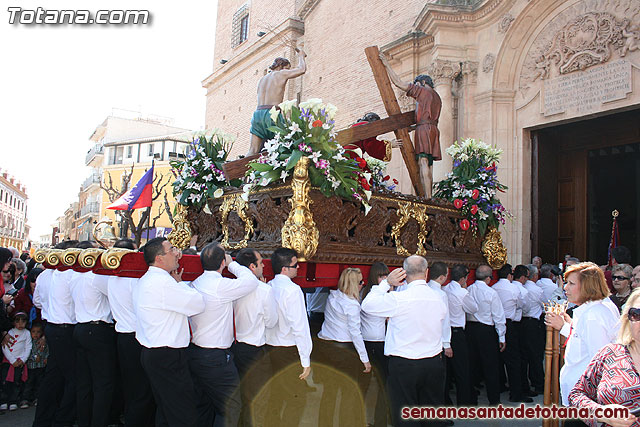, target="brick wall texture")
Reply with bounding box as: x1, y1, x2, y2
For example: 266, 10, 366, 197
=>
204, 0, 432, 194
